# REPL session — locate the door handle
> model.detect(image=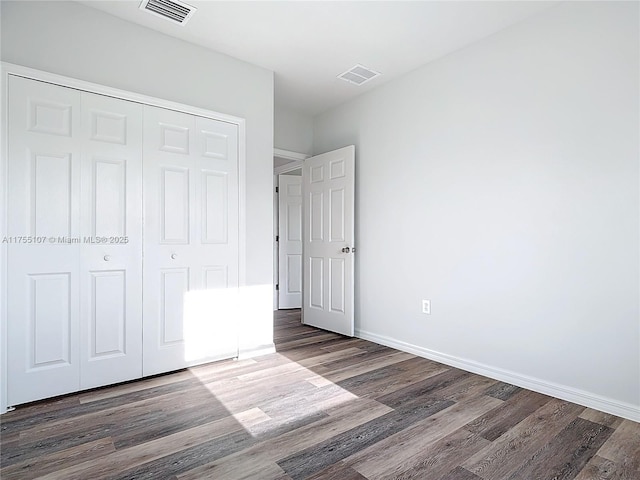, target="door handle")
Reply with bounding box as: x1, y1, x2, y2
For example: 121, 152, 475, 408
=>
103, 255, 111, 262
341, 247, 350, 253
171, 253, 178, 260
